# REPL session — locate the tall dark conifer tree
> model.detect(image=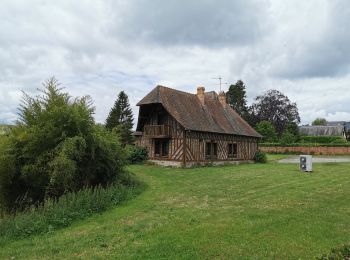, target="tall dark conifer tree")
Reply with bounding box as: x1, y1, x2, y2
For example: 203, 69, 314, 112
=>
105, 91, 134, 145
226, 80, 249, 119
